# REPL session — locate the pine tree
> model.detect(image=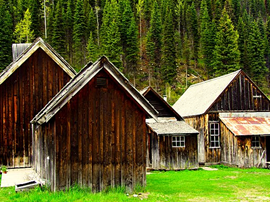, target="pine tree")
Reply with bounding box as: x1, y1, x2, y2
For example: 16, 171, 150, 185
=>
247, 20, 268, 84
126, 15, 139, 77
187, 2, 199, 62
73, 0, 86, 70
200, 0, 216, 74
66, 0, 74, 64
212, 8, 240, 76
52, 1, 65, 57
146, 1, 162, 80
87, 31, 99, 62
14, 8, 34, 43
266, 16, 270, 74
29, 0, 41, 38
0, 3, 13, 70
161, 8, 176, 85
237, 16, 249, 71
102, 19, 122, 68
